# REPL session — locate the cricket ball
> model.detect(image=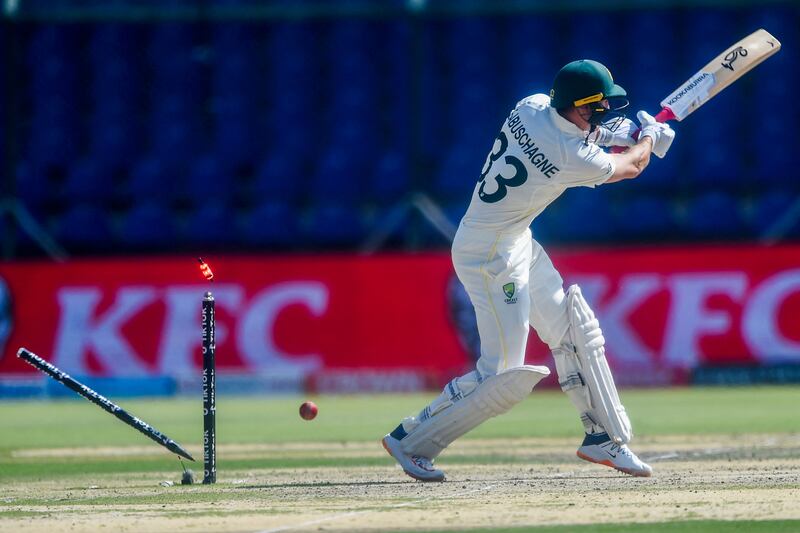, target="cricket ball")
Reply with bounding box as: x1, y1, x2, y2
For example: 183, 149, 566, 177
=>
299, 401, 318, 421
